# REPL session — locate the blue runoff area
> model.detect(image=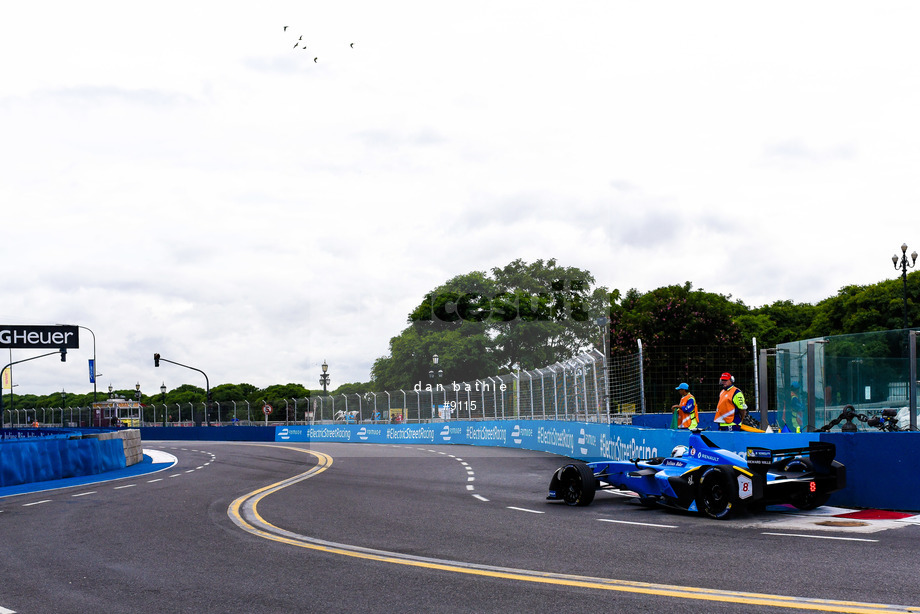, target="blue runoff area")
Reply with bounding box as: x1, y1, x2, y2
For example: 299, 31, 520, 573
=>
0, 452, 175, 499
